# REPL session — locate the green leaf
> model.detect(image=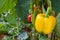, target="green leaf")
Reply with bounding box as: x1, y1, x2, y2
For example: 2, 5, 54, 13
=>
0, 0, 6, 9
39, 35, 48, 40
0, 22, 19, 35
6, 14, 16, 24
51, 0, 60, 12
54, 20, 60, 37
16, 0, 32, 23
54, 13, 60, 37
0, 22, 4, 28
0, 23, 11, 33
0, 0, 17, 13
